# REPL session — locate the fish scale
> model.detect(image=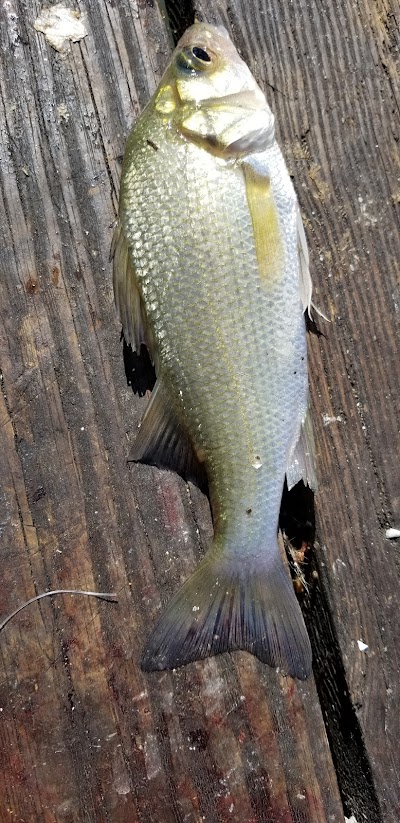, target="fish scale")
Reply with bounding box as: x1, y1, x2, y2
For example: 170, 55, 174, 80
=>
122, 119, 305, 534
114, 23, 316, 678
